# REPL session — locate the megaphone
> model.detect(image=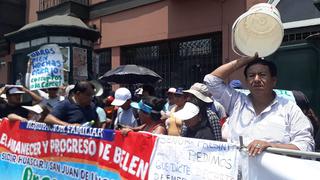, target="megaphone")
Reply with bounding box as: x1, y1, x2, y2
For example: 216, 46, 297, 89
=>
90, 80, 104, 97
